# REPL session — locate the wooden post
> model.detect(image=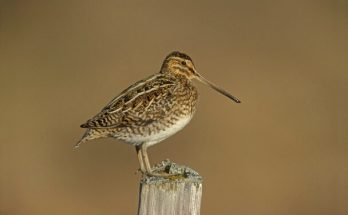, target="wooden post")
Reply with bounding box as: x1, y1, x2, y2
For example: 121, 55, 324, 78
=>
137, 159, 203, 215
